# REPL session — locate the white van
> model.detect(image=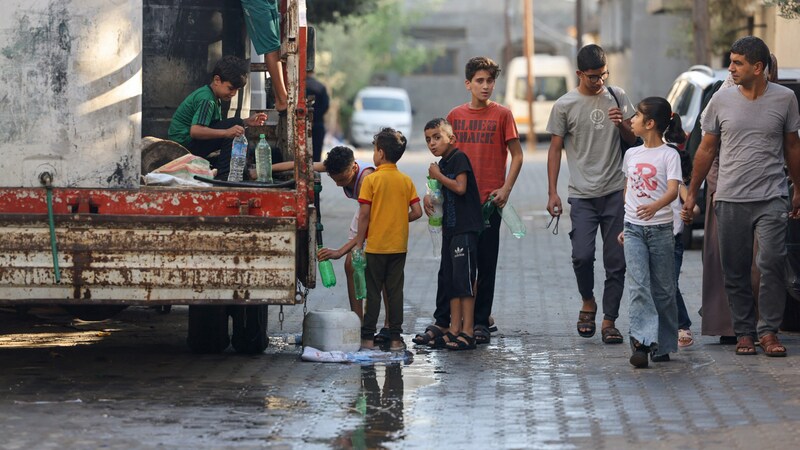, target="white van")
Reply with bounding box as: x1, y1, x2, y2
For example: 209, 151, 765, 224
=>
504, 55, 575, 138
349, 87, 413, 148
